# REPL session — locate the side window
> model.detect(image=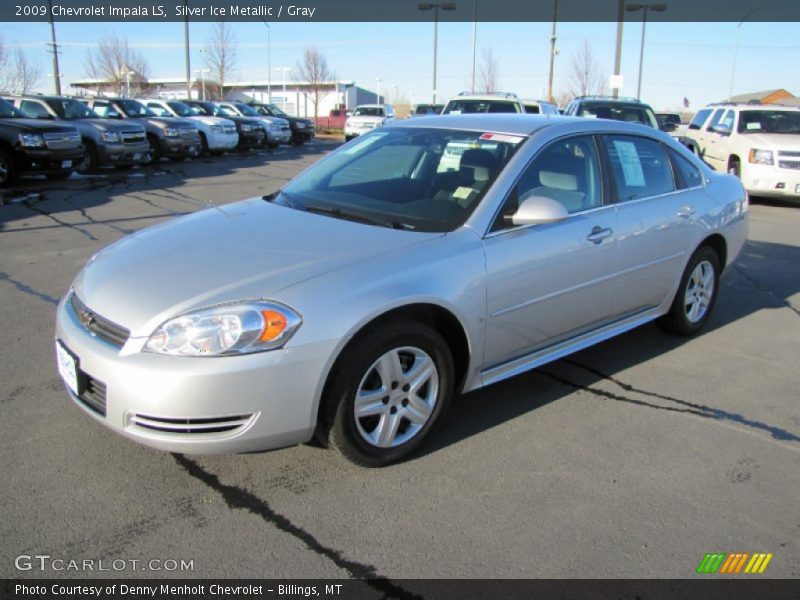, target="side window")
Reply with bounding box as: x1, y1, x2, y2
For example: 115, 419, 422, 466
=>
668, 148, 704, 190
717, 109, 735, 132
688, 109, 711, 130
493, 135, 602, 230
602, 135, 675, 202
705, 108, 726, 131
147, 103, 168, 117
91, 101, 110, 117
20, 100, 50, 119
